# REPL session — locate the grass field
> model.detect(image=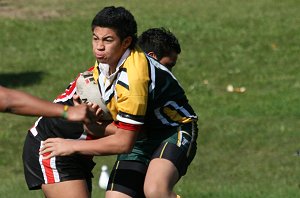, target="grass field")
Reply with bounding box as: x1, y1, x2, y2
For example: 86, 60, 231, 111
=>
0, 0, 299, 197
